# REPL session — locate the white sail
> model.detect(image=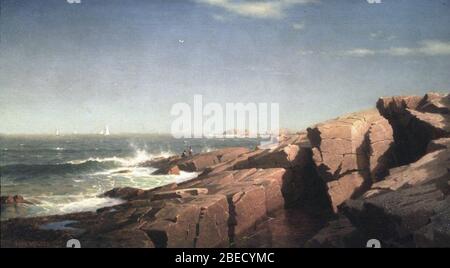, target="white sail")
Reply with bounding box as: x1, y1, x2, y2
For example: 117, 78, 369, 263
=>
104, 125, 110, 136
55, 129, 60, 136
